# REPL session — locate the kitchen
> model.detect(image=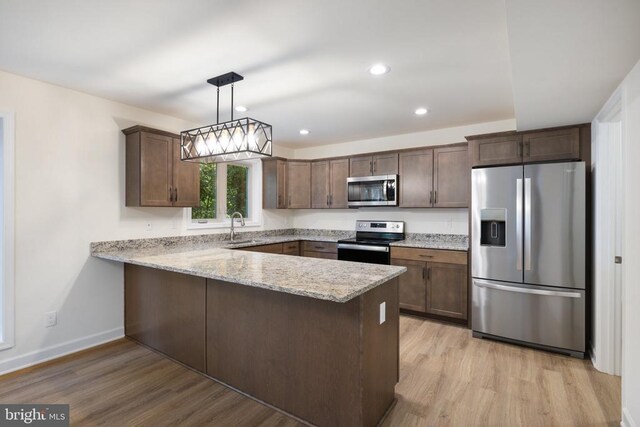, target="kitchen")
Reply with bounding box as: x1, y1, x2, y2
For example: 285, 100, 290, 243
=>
0, 1, 639, 426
